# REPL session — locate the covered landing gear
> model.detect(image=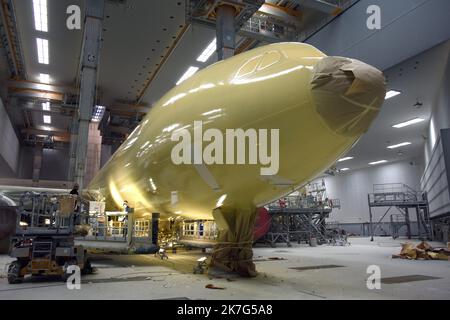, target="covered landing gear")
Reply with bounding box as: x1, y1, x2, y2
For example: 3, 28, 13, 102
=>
209, 205, 257, 277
